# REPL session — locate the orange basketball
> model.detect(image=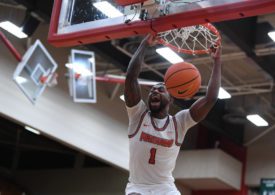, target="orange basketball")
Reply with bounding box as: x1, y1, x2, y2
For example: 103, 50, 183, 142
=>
164, 62, 201, 99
